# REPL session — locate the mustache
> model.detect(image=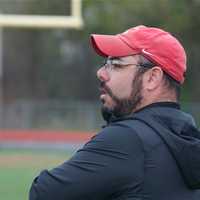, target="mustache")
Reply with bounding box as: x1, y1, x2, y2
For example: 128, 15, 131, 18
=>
99, 82, 111, 94
99, 81, 119, 103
